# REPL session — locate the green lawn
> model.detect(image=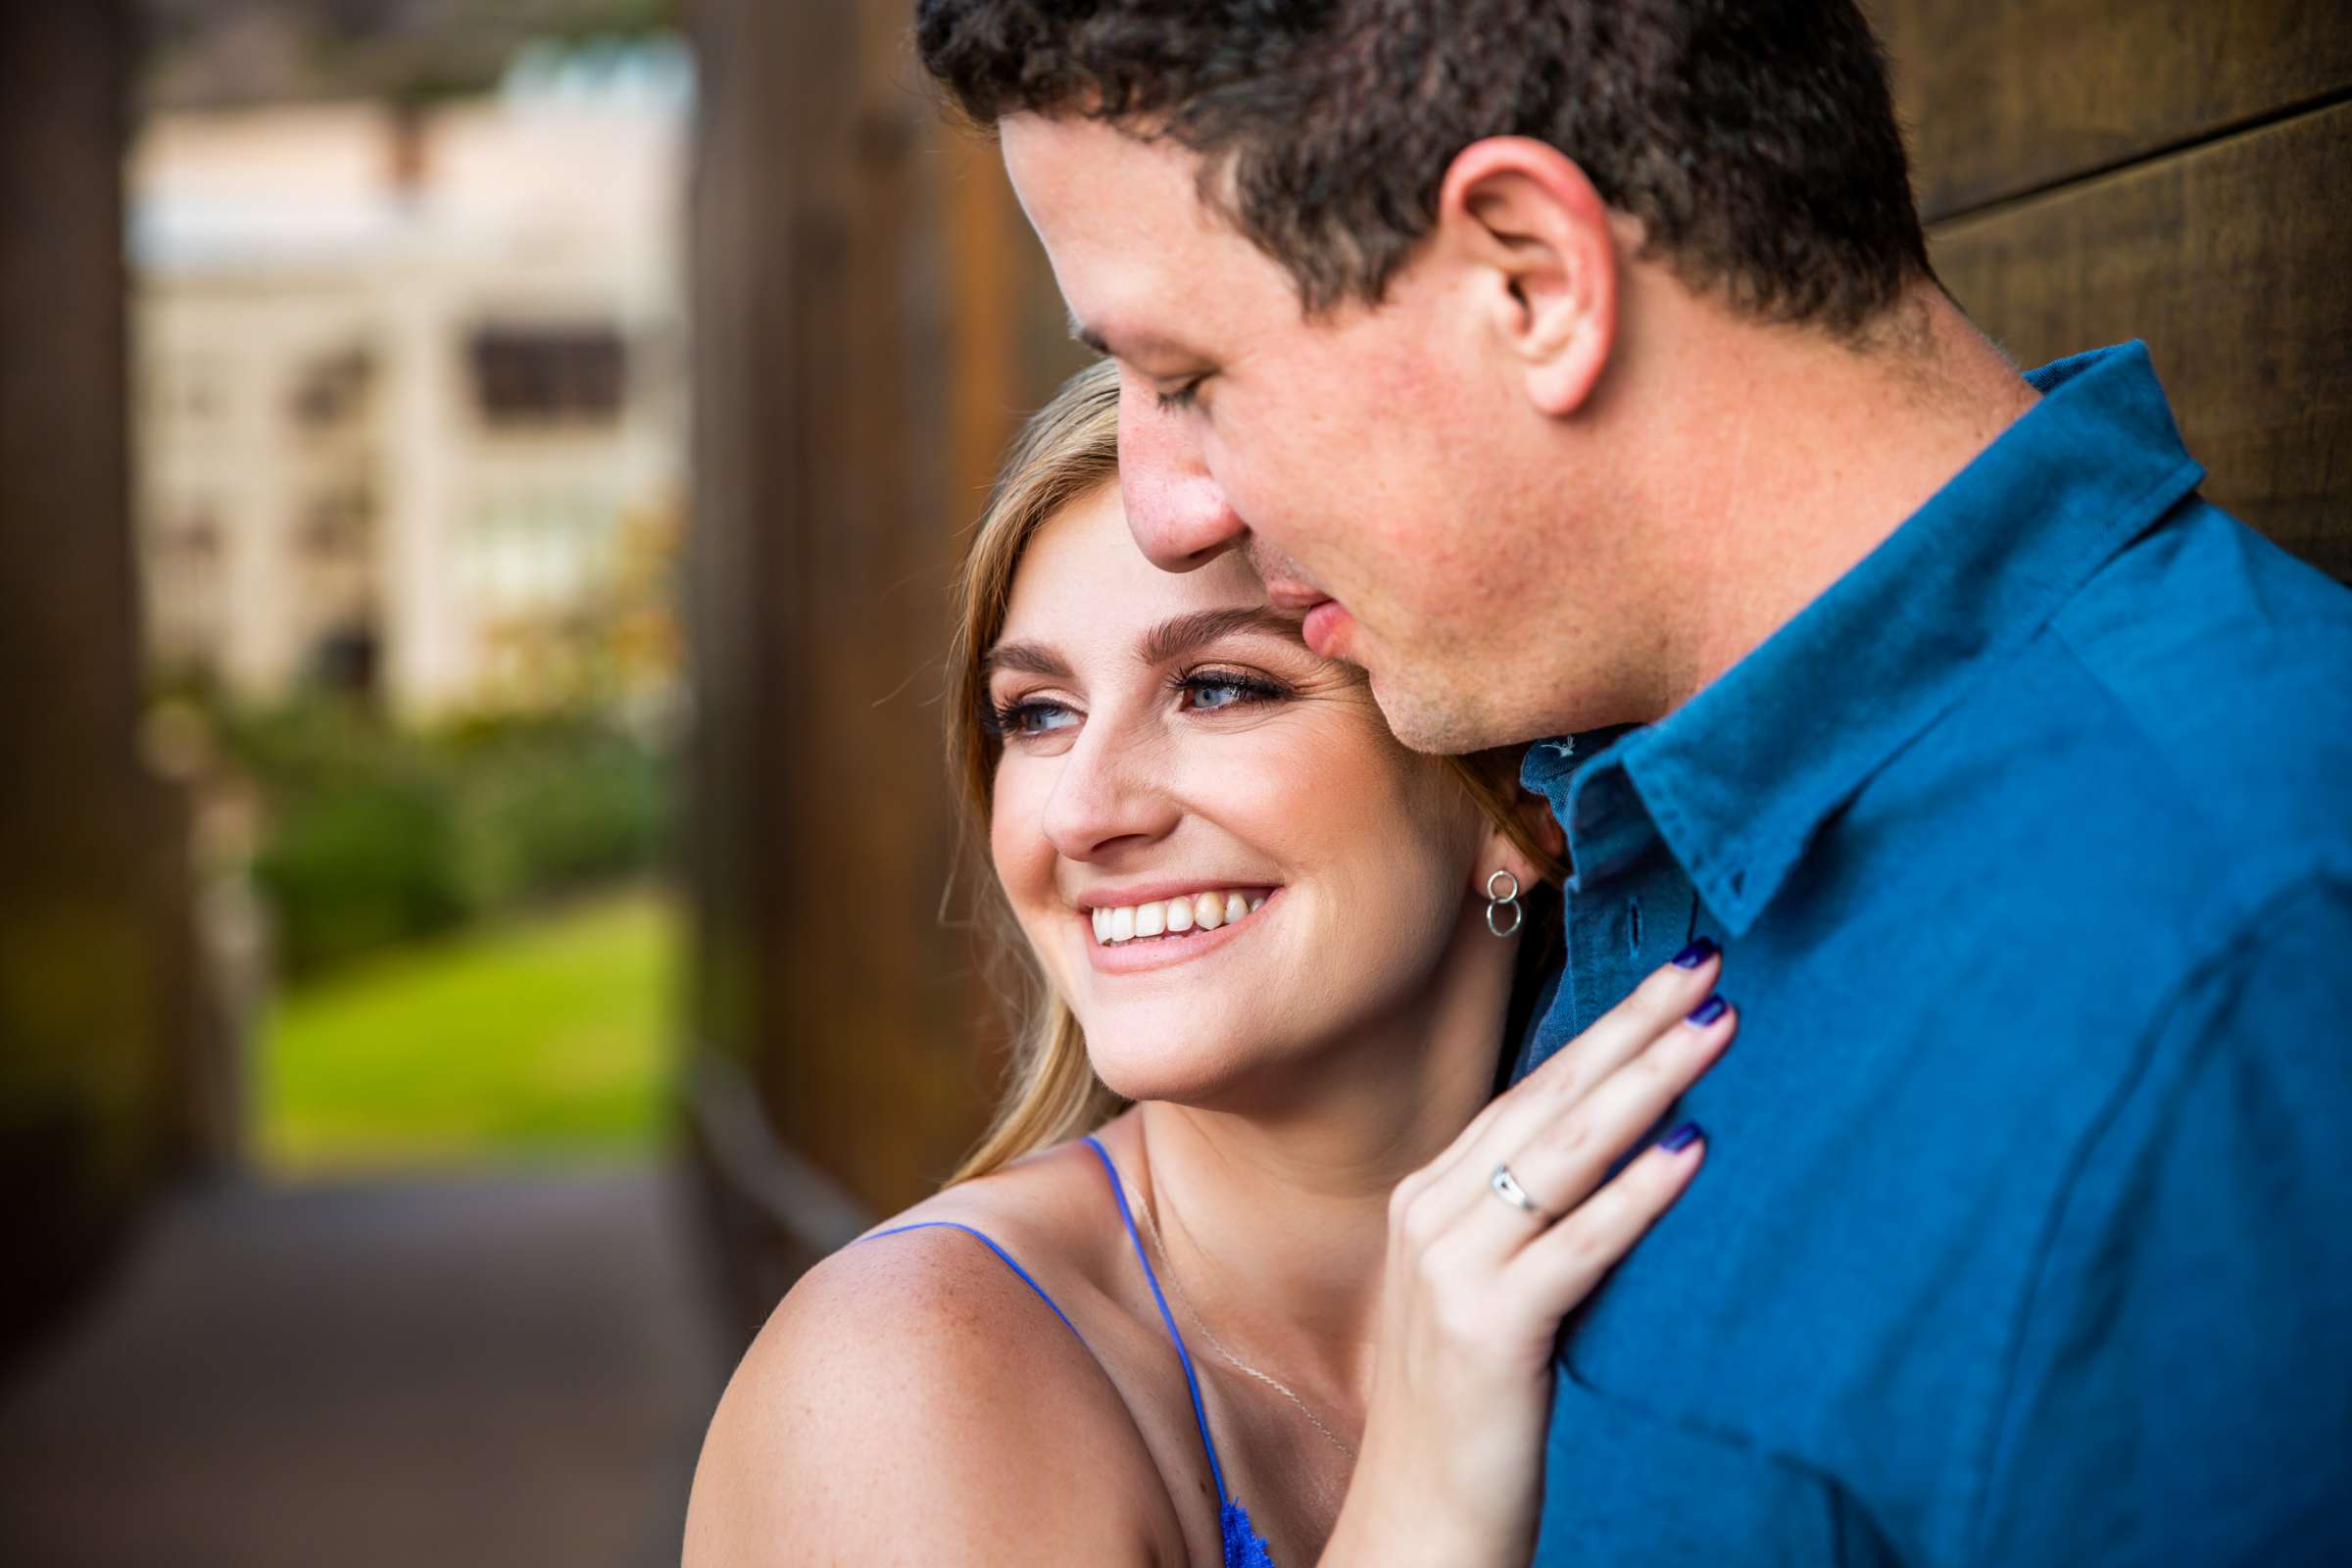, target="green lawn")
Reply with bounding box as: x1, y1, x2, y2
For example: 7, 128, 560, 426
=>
258, 885, 680, 1175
